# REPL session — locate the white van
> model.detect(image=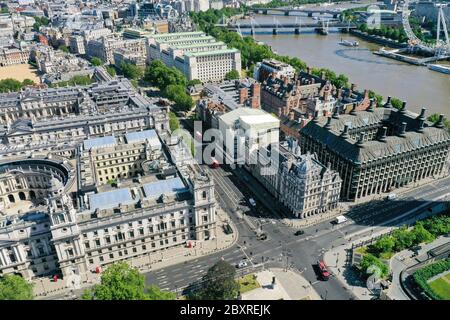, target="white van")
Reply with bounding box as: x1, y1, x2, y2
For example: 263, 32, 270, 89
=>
387, 193, 397, 200
334, 215, 348, 224
249, 198, 256, 206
